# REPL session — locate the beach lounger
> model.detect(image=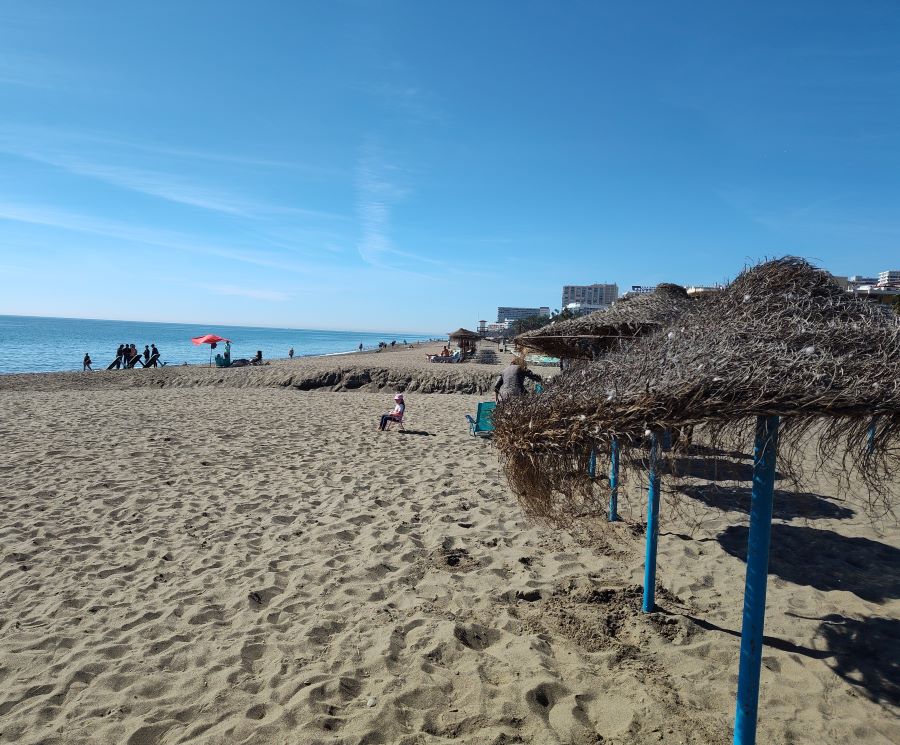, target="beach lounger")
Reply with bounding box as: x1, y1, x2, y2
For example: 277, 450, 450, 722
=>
465, 402, 496, 437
